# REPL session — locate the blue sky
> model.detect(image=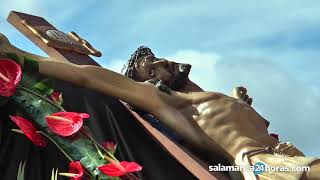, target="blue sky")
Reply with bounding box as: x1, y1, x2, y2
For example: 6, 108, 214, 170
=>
1, 1, 319, 156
